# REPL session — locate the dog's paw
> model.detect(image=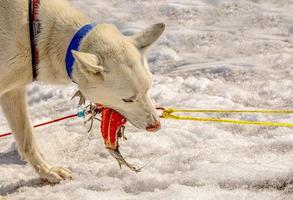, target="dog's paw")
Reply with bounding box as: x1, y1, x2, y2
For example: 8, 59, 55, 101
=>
40, 167, 73, 184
